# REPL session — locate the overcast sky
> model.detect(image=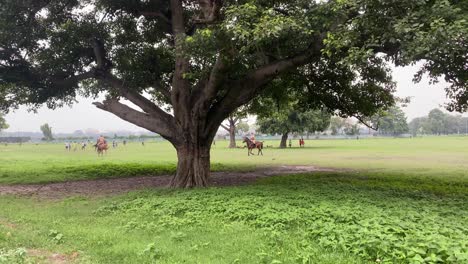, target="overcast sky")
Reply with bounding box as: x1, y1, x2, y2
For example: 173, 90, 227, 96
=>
3, 63, 467, 133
